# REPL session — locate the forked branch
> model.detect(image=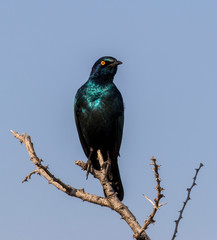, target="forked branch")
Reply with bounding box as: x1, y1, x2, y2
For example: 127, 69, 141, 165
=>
11, 130, 110, 206
143, 157, 166, 229
11, 130, 152, 240
134, 157, 166, 239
